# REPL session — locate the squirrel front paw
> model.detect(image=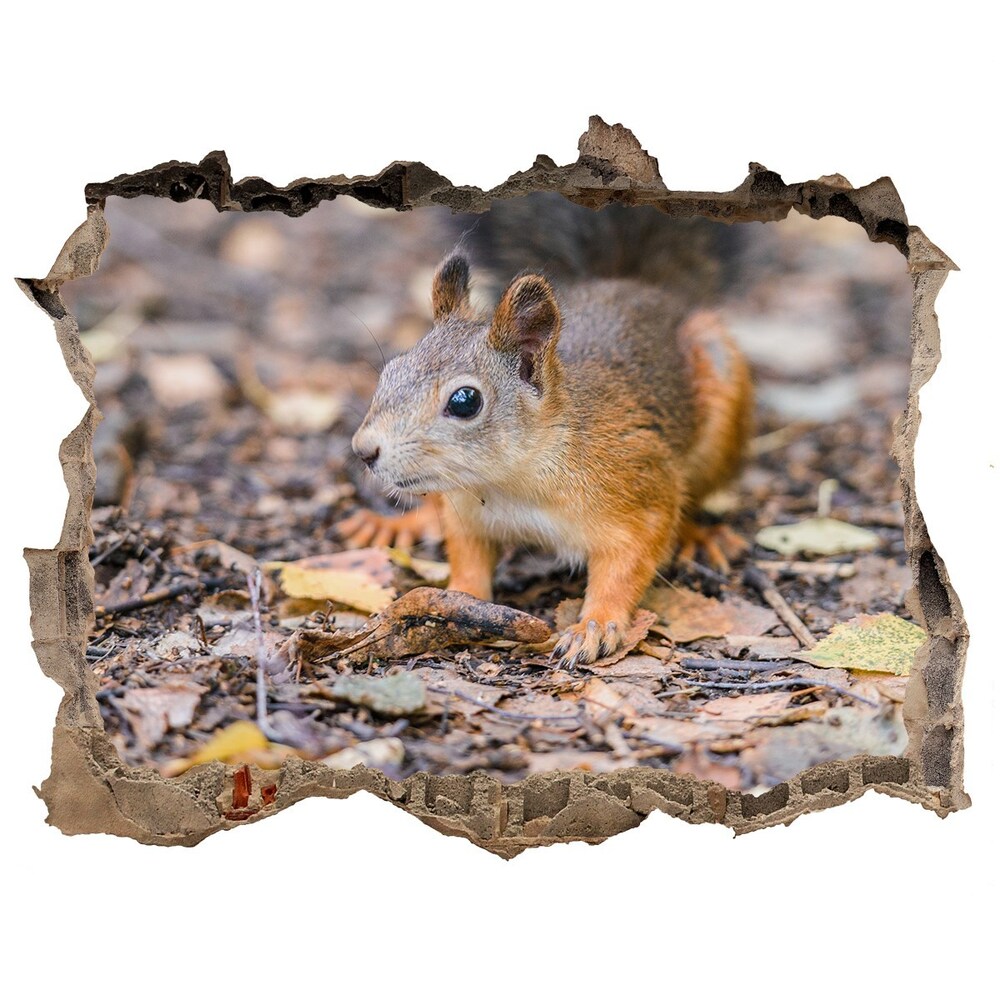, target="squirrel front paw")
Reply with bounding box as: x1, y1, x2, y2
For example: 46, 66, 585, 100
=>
553, 618, 625, 667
